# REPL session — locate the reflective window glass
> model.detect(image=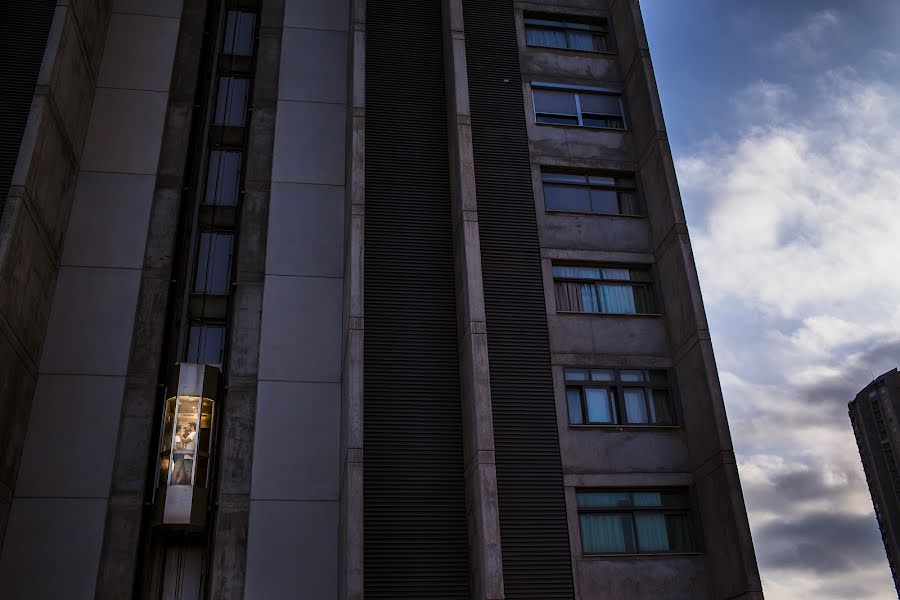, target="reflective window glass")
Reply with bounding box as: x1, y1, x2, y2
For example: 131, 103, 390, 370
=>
223, 11, 256, 55
194, 231, 233, 294
205, 149, 242, 206
214, 77, 249, 126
